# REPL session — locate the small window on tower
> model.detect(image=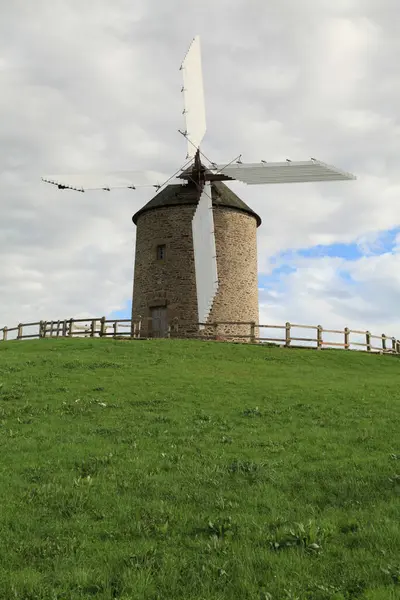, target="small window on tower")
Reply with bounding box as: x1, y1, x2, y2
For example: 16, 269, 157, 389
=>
156, 244, 166, 261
